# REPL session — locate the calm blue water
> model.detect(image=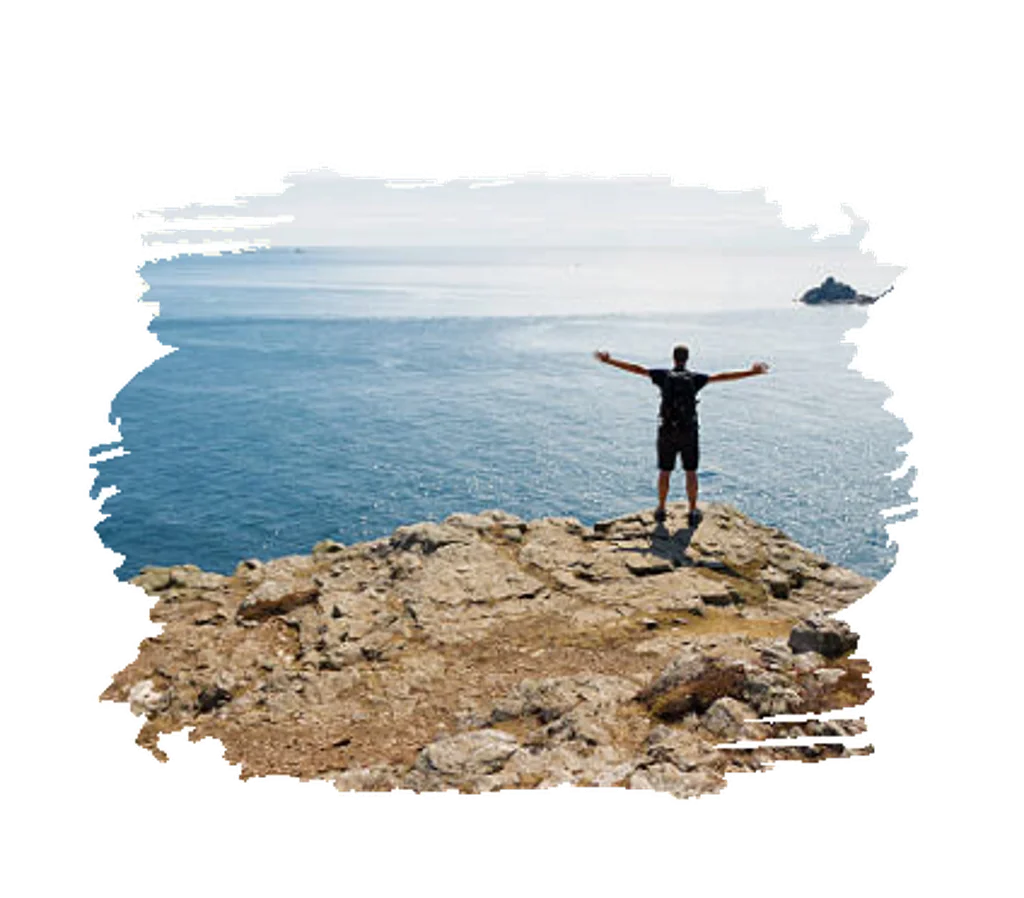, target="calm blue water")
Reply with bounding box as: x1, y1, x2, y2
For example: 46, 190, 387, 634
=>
95, 248, 912, 581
